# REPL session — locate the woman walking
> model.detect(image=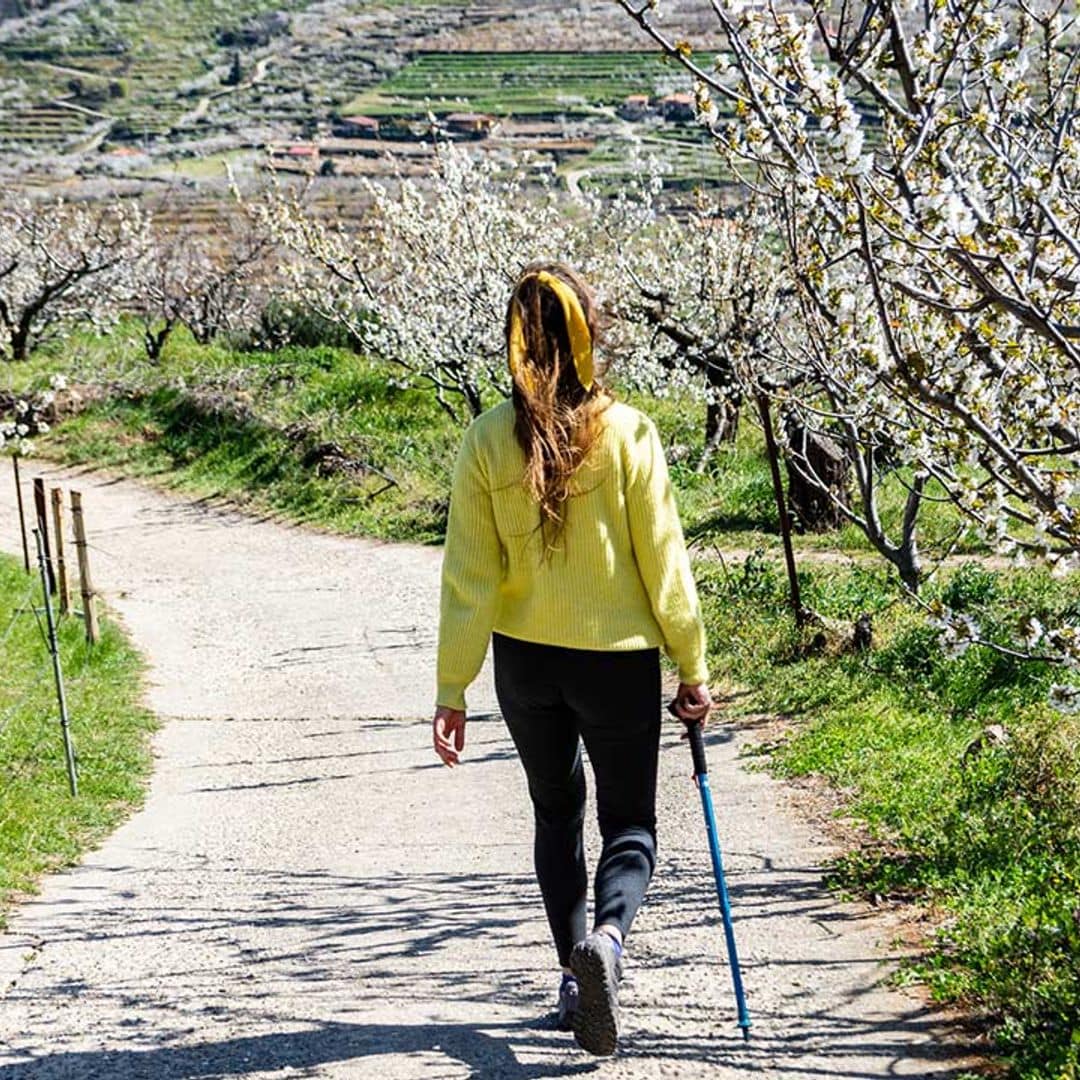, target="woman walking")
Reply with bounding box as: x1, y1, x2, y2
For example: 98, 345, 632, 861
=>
433, 262, 711, 1056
